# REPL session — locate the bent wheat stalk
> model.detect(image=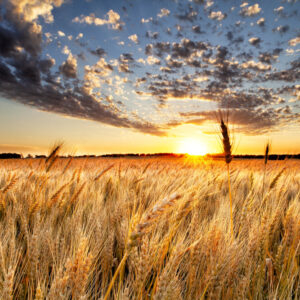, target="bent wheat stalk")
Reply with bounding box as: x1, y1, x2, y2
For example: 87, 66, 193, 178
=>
103, 193, 181, 300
